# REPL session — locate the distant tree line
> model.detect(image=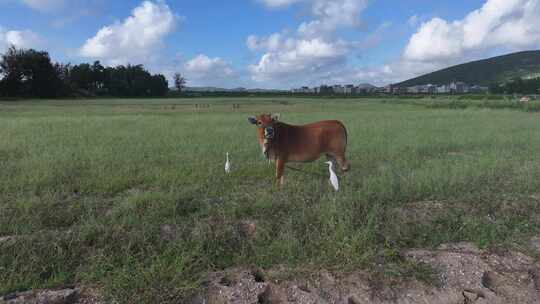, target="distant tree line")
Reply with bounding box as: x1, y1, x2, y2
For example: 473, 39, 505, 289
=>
0, 46, 170, 98
490, 77, 540, 95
